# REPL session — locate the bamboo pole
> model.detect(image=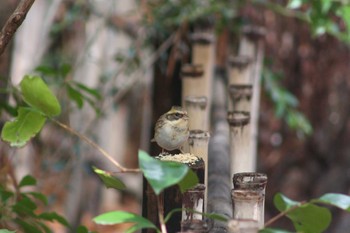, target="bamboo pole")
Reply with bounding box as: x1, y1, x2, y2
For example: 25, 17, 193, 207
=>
237, 25, 266, 170
228, 85, 252, 112
181, 64, 205, 106
182, 184, 206, 220
188, 130, 210, 212
228, 56, 253, 112
227, 111, 252, 175
231, 172, 268, 229
184, 96, 208, 131
190, 31, 216, 131
227, 219, 259, 233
